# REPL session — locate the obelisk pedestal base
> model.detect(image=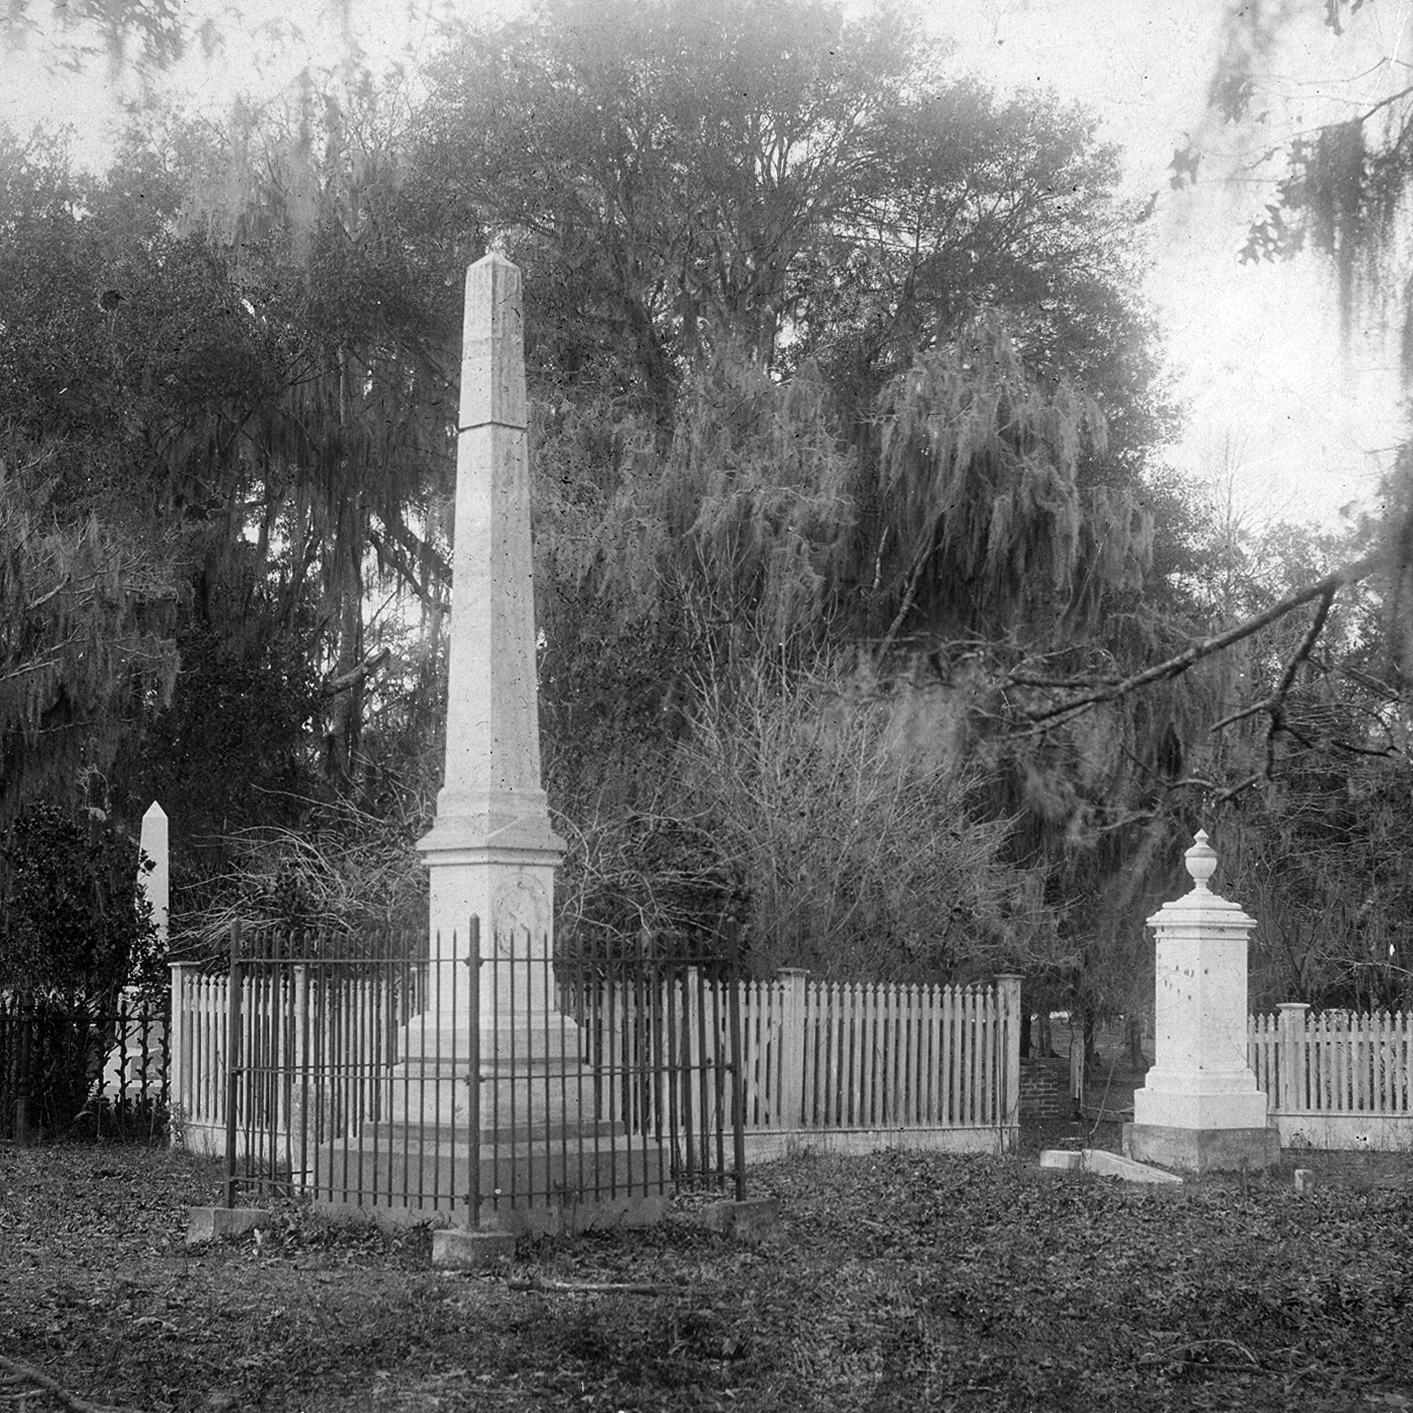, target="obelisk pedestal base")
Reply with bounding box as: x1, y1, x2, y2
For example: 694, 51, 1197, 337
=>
387, 1014, 593, 1134
1125, 1071, 1278, 1173
381, 1058, 623, 1142
1123, 1121, 1281, 1173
